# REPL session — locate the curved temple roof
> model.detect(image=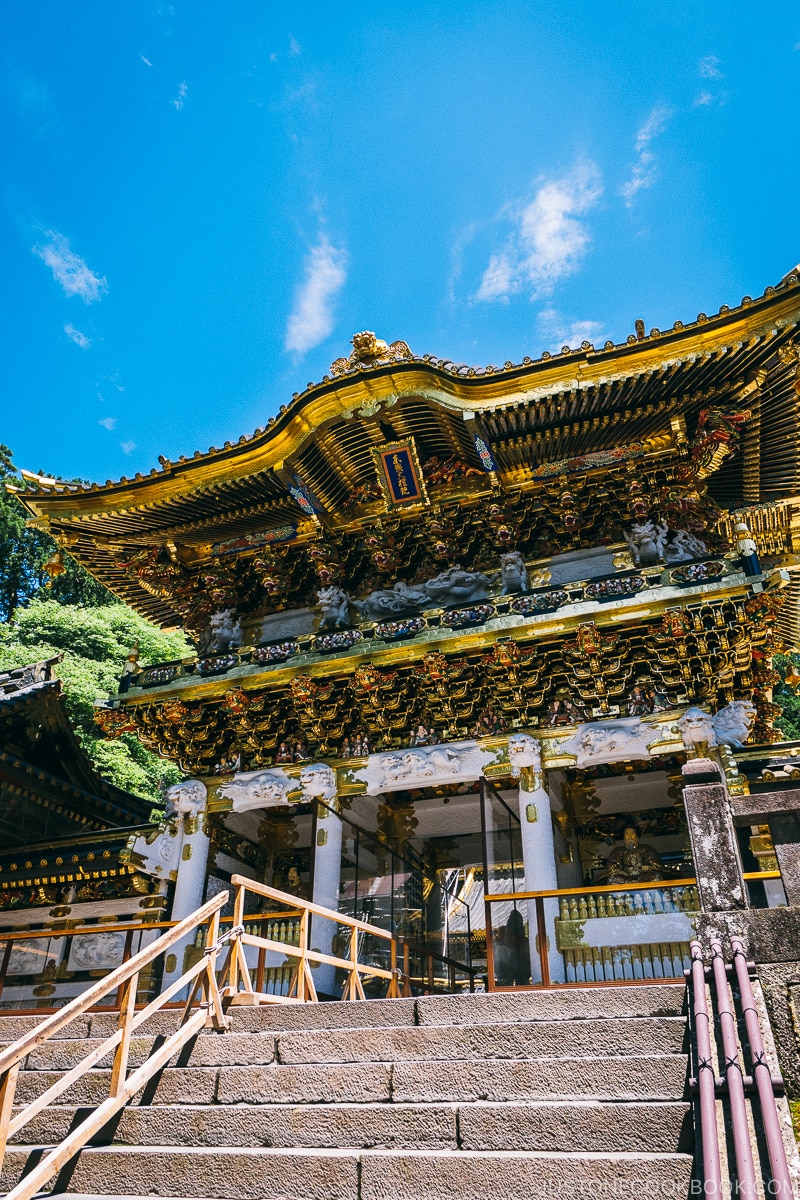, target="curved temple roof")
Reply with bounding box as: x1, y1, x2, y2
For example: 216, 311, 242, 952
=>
10, 274, 800, 625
